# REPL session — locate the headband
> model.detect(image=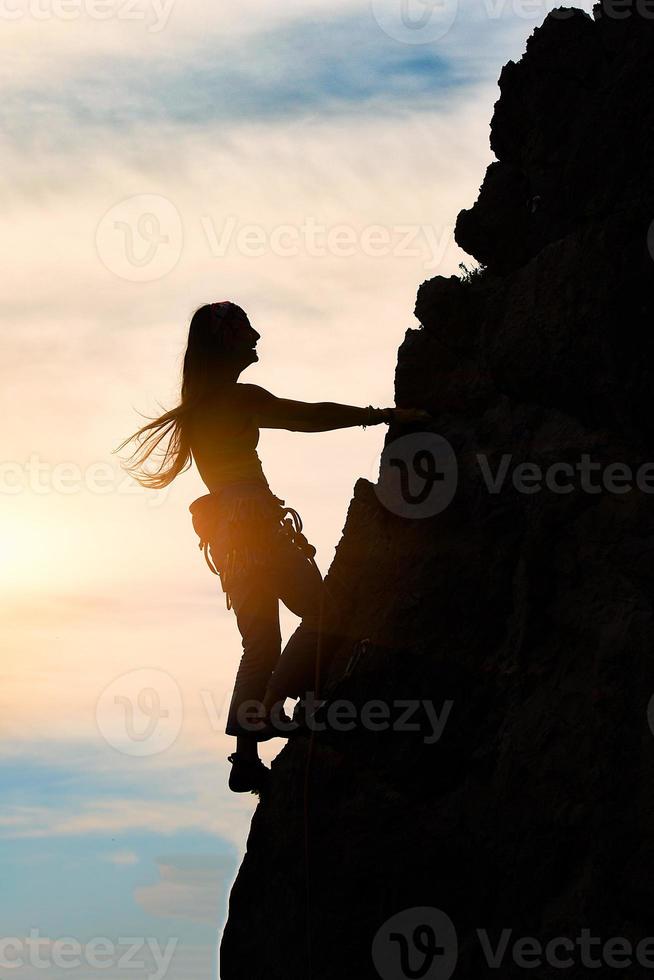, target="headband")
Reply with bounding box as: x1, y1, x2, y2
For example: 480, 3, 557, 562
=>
211, 301, 232, 315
